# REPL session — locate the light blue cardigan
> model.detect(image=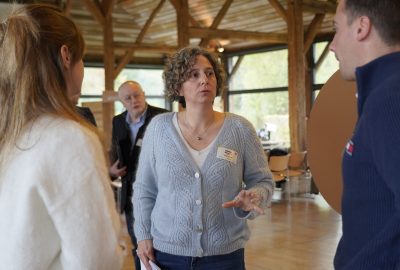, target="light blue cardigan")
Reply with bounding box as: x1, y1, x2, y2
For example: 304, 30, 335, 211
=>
133, 112, 273, 257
